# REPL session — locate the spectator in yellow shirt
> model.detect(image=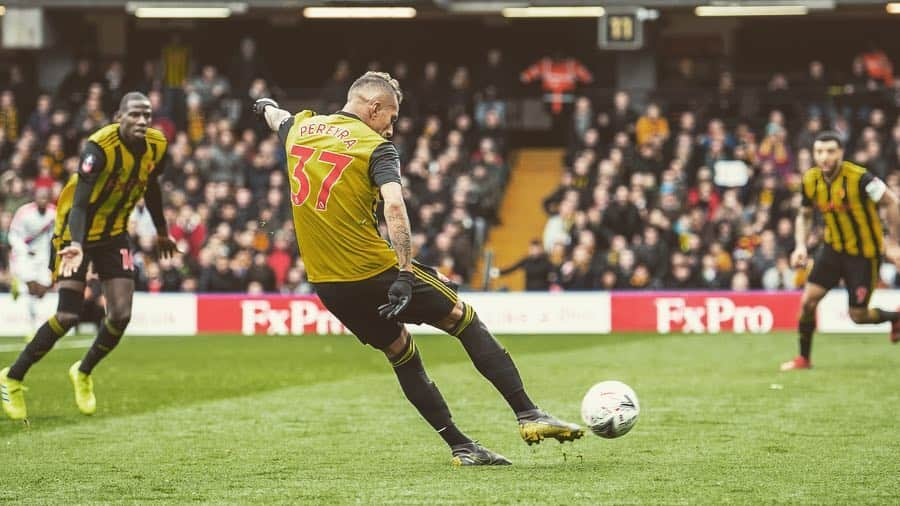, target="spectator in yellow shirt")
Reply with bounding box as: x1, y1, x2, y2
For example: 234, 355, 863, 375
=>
635, 102, 669, 147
